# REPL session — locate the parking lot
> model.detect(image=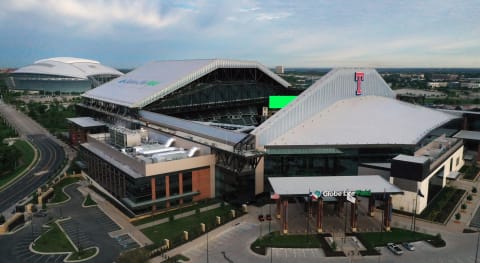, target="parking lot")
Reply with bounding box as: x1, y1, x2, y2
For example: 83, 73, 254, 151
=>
0, 183, 133, 263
